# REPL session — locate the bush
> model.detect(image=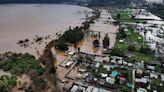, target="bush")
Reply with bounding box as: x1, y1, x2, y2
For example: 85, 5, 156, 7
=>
128, 44, 135, 51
